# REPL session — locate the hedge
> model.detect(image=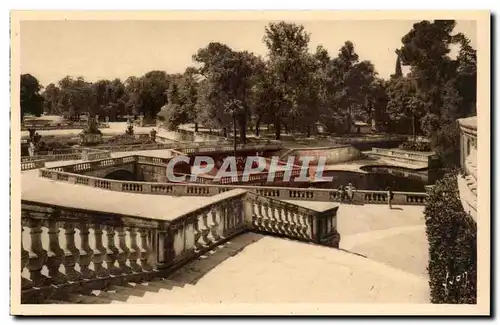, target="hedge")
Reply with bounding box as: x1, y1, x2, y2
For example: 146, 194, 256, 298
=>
424, 170, 477, 304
